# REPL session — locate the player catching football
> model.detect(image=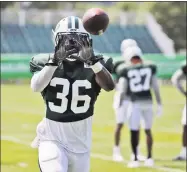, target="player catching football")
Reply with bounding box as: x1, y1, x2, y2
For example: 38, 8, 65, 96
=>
112, 39, 145, 162
116, 46, 162, 168
171, 64, 187, 161
29, 16, 114, 172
